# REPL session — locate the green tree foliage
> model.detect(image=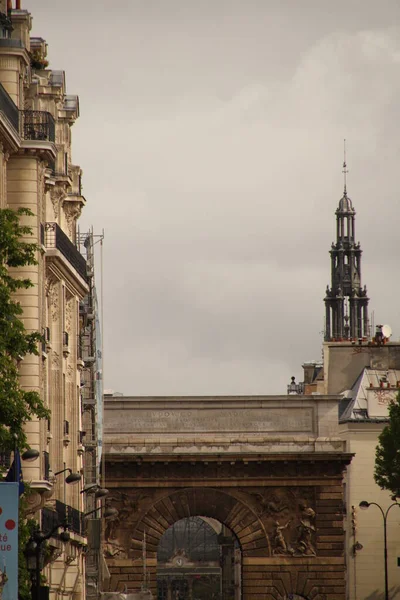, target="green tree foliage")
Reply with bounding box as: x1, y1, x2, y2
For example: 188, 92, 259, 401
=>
0, 208, 49, 453
375, 390, 400, 497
